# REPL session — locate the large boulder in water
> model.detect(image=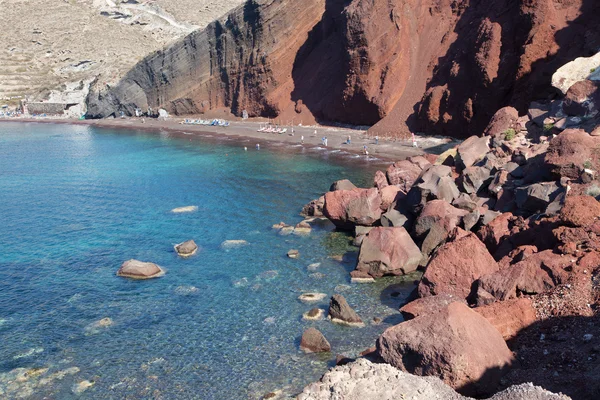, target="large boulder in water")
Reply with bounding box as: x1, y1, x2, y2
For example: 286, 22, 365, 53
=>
323, 188, 382, 230
355, 227, 421, 278
117, 259, 164, 279
377, 302, 514, 397
328, 294, 364, 327
300, 328, 331, 353
418, 229, 499, 299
